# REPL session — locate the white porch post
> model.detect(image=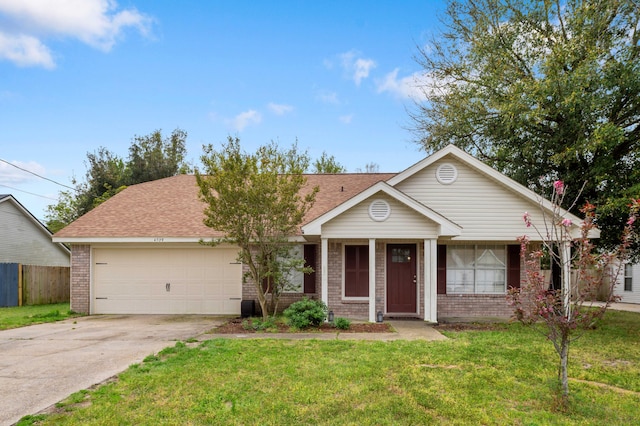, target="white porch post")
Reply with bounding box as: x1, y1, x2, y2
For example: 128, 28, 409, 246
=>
561, 240, 572, 320
321, 238, 329, 308
424, 239, 438, 322
369, 238, 376, 323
